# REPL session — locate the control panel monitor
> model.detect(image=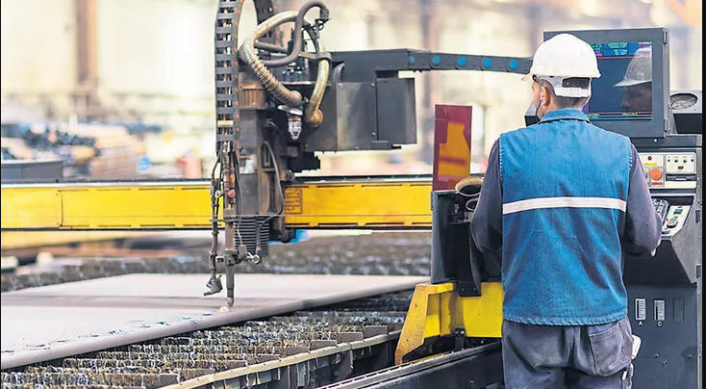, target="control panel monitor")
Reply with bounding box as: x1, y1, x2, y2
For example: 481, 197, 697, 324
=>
544, 28, 670, 139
